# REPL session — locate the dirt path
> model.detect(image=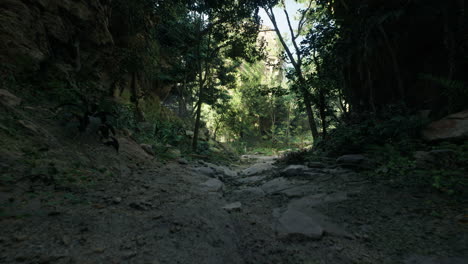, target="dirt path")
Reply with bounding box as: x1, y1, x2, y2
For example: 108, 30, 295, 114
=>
1, 154, 467, 264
